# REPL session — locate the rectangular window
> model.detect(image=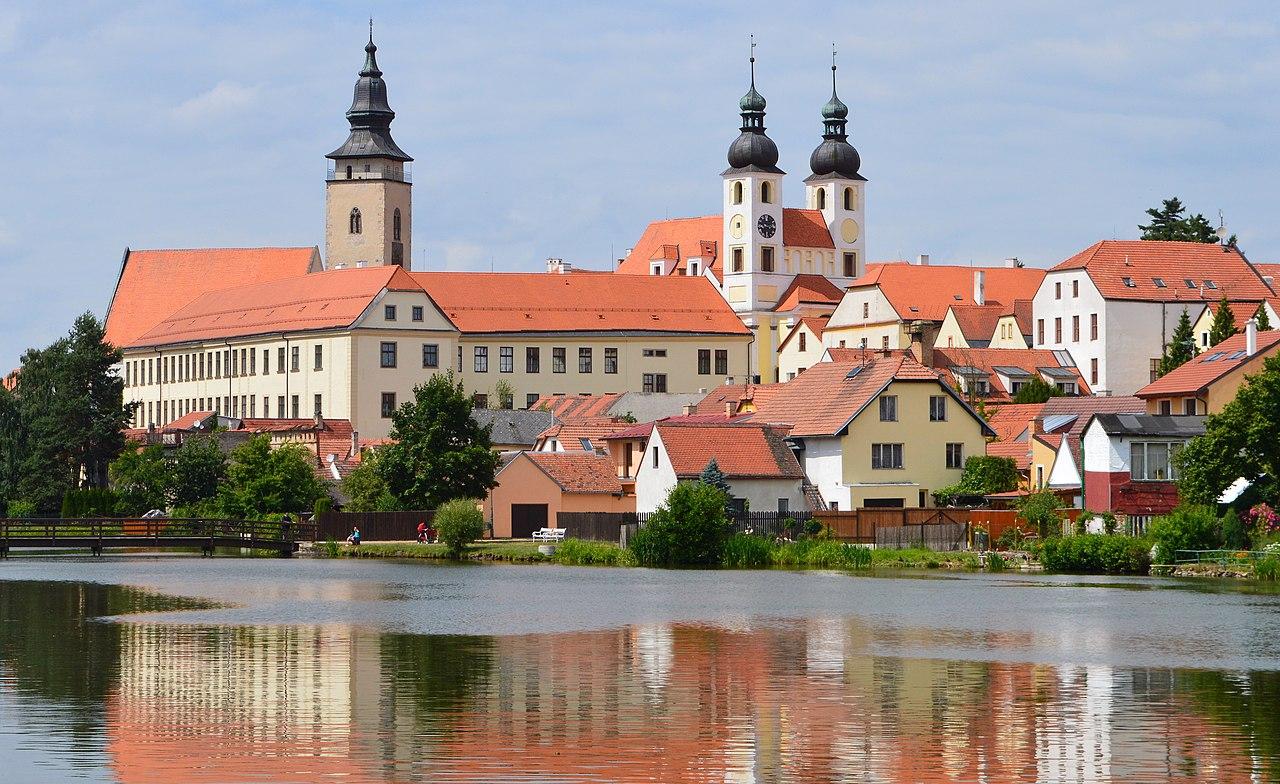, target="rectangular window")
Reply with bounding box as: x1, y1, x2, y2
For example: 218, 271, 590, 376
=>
863, 302, 869, 320
732, 247, 744, 273
231, 396, 238, 418
604, 347, 618, 374
553, 347, 566, 373
240, 349, 247, 377
879, 394, 898, 422
197, 353, 204, 380
277, 396, 285, 418
277, 347, 285, 373
843, 252, 855, 277
385, 304, 397, 321
643, 373, 667, 393
1131, 441, 1181, 481
1184, 398, 1197, 415
1090, 314, 1098, 341
652, 446, 659, 468
798, 331, 807, 352
474, 346, 488, 372
314, 344, 323, 371
457, 347, 463, 372
714, 349, 728, 376
291, 346, 300, 372
1037, 319, 1045, 345
578, 347, 592, 373
1159, 399, 1172, 415
313, 394, 322, 417
871, 443, 904, 470
261, 349, 268, 375
422, 343, 439, 368
250, 396, 256, 418
499, 346, 514, 373
1072, 280, 1079, 297
381, 342, 398, 368
1091, 358, 1098, 385
473, 393, 488, 408
526, 347, 540, 373
1072, 315, 1080, 342
946, 442, 964, 469
231, 350, 239, 378
1055, 282, 1061, 300
1054, 317, 1062, 343
929, 395, 947, 421
642, 348, 668, 357
526, 393, 539, 409
761, 246, 775, 272
881, 335, 889, 350
411, 305, 424, 322
698, 349, 711, 375
291, 395, 299, 419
